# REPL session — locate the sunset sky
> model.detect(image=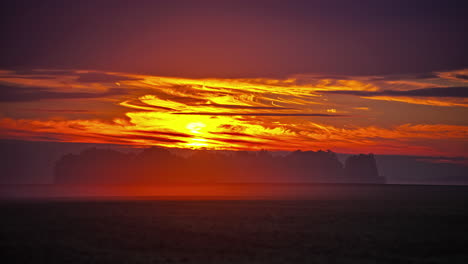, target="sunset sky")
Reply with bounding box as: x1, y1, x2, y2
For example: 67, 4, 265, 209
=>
1, 0, 467, 158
